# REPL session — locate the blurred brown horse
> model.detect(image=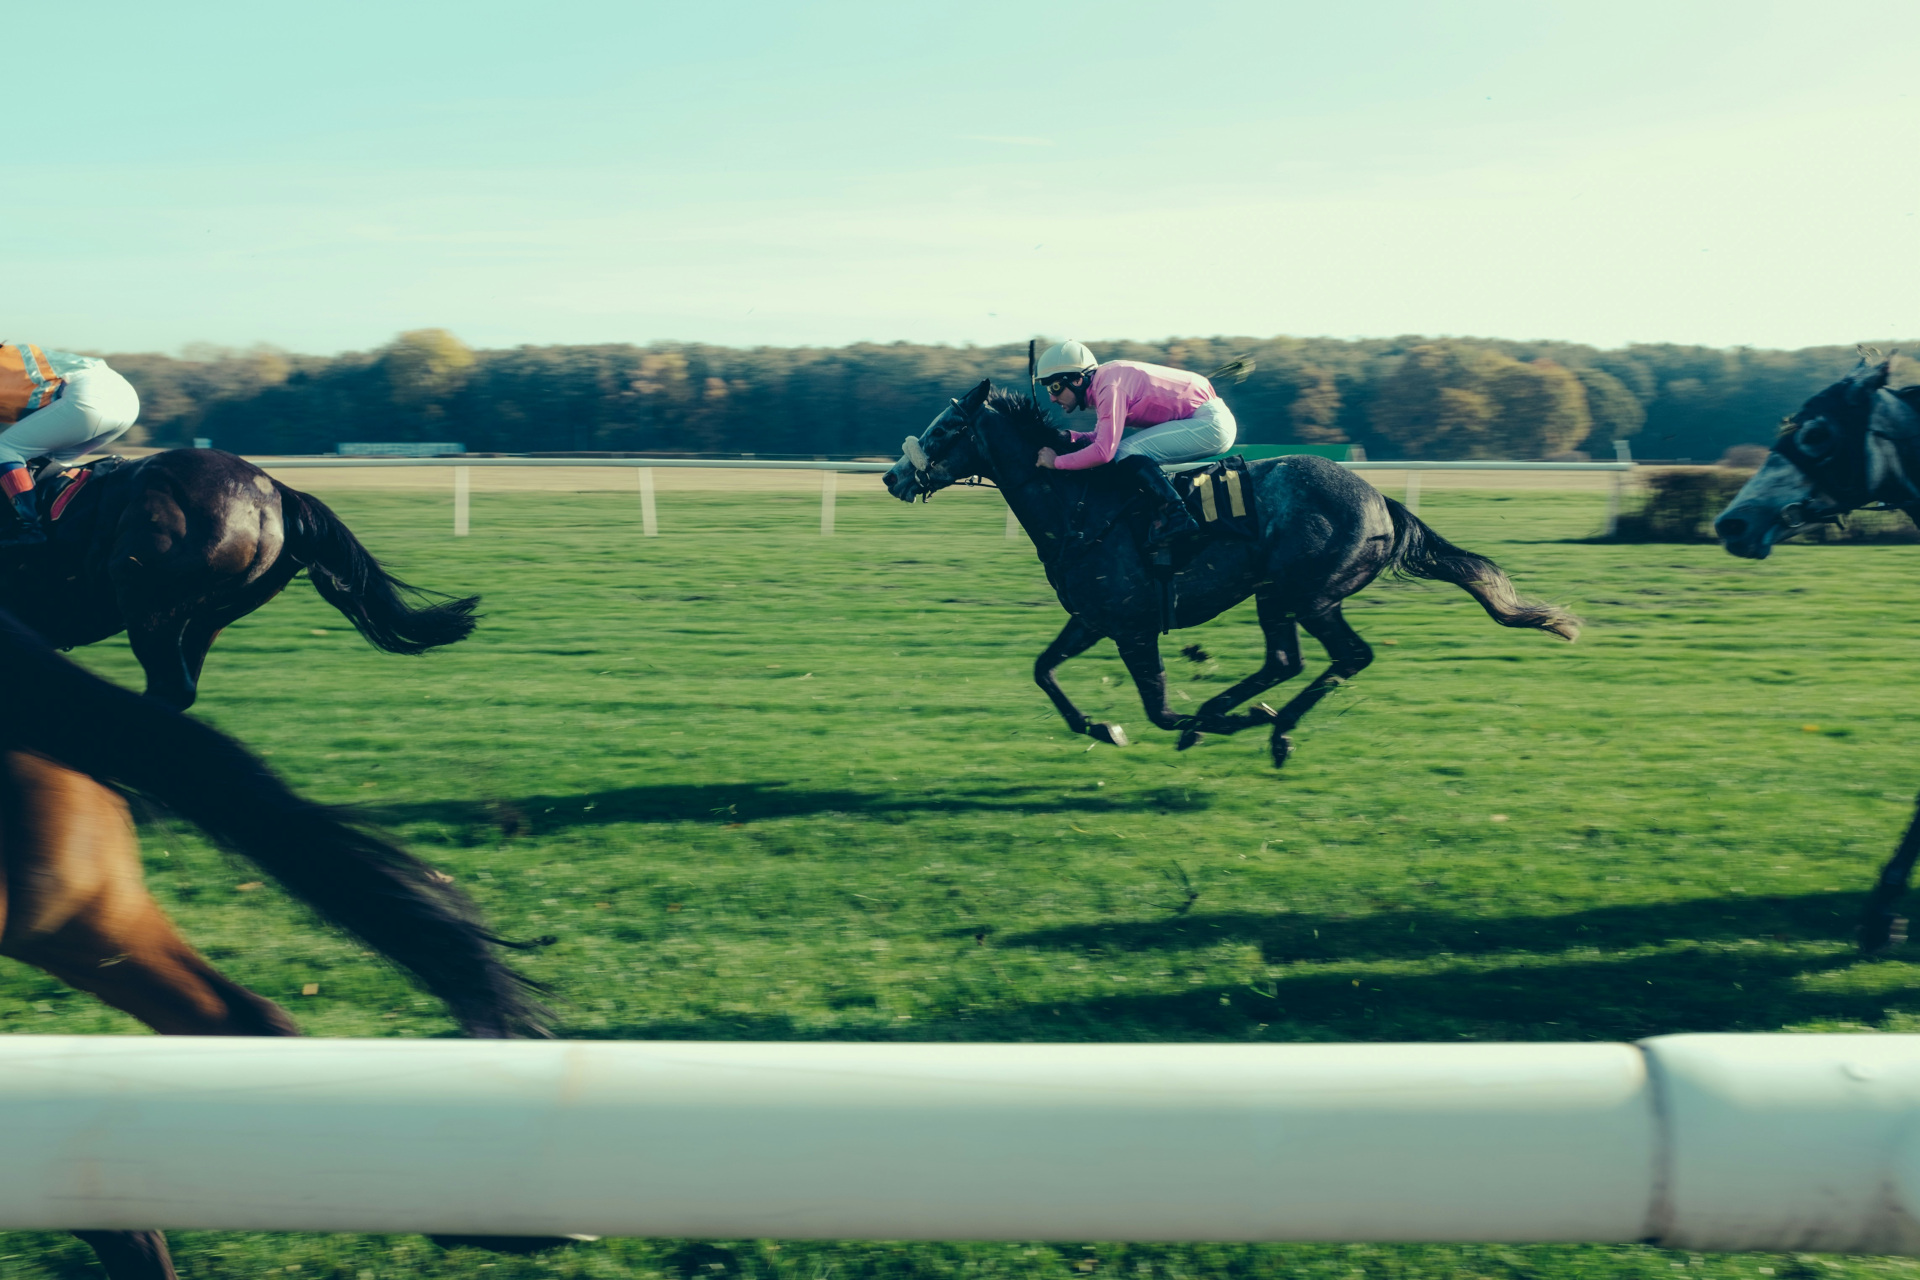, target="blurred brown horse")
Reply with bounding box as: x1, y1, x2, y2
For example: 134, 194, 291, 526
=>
0, 610, 548, 1278
6, 448, 477, 708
